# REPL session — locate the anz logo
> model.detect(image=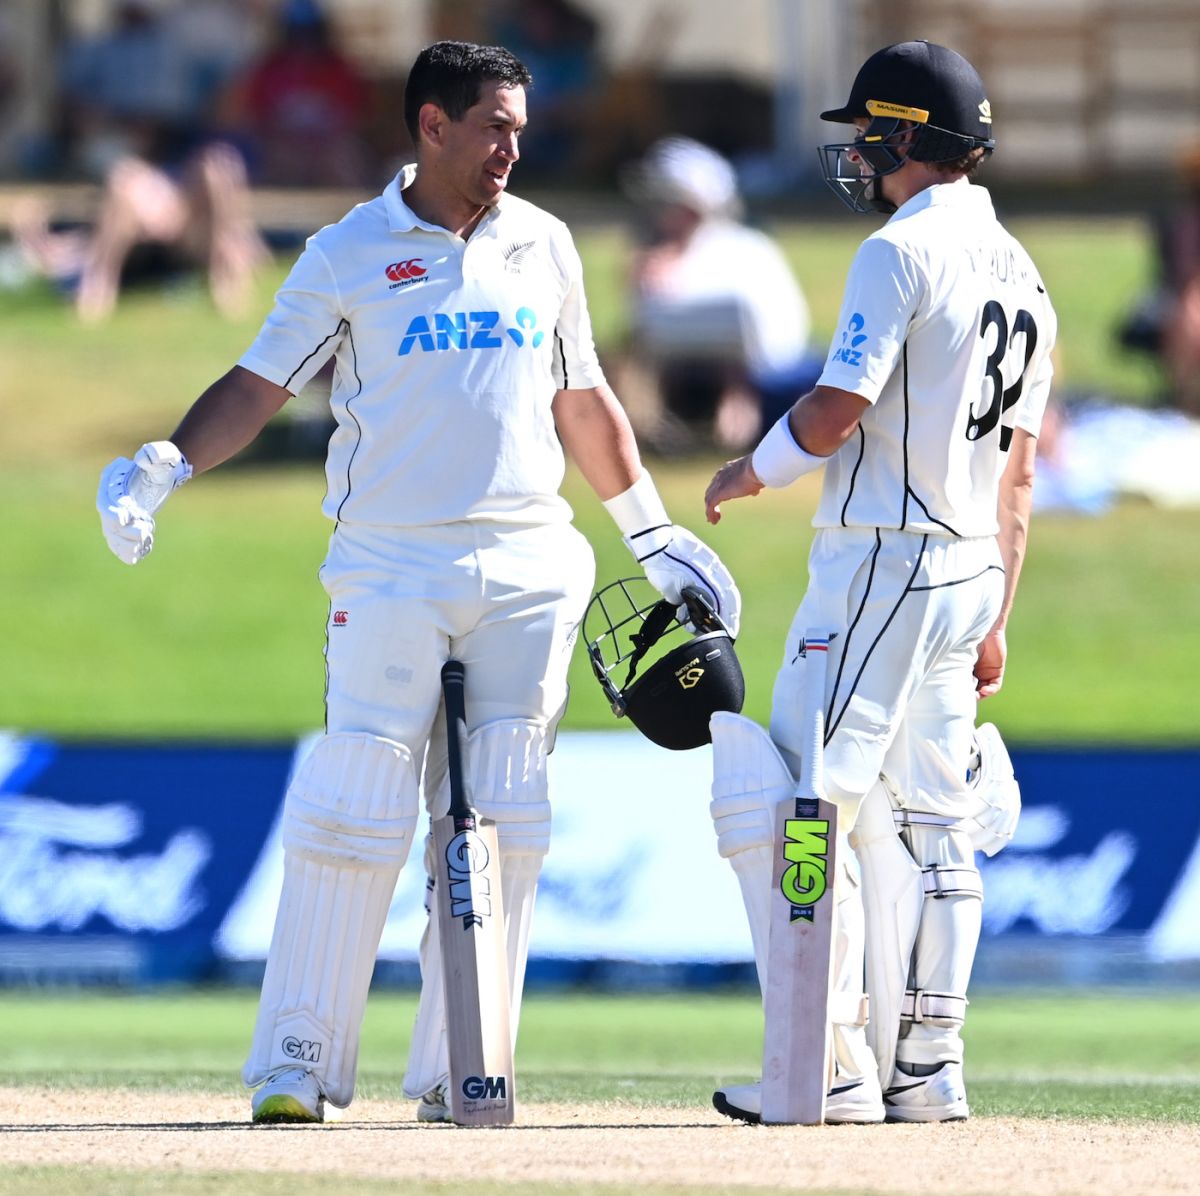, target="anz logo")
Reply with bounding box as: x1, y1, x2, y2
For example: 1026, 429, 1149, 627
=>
398, 307, 544, 356
831, 312, 868, 367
